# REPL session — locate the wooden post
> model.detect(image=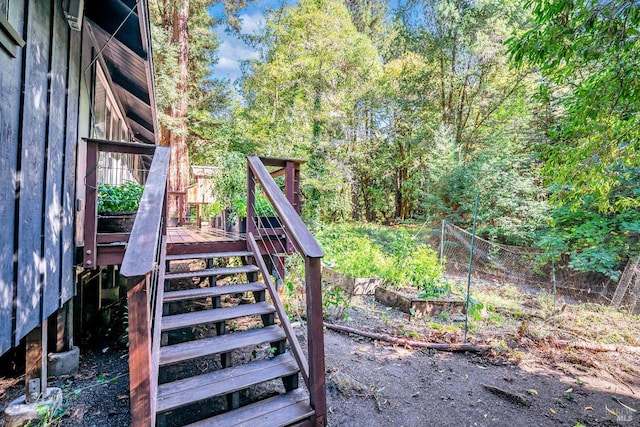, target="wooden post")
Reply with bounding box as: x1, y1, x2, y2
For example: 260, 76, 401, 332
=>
285, 161, 295, 206
305, 257, 326, 426
54, 302, 70, 352
293, 166, 301, 214
247, 162, 256, 235
83, 140, 99, 268
128, 275, 153, 427
25, 324, 47, 403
